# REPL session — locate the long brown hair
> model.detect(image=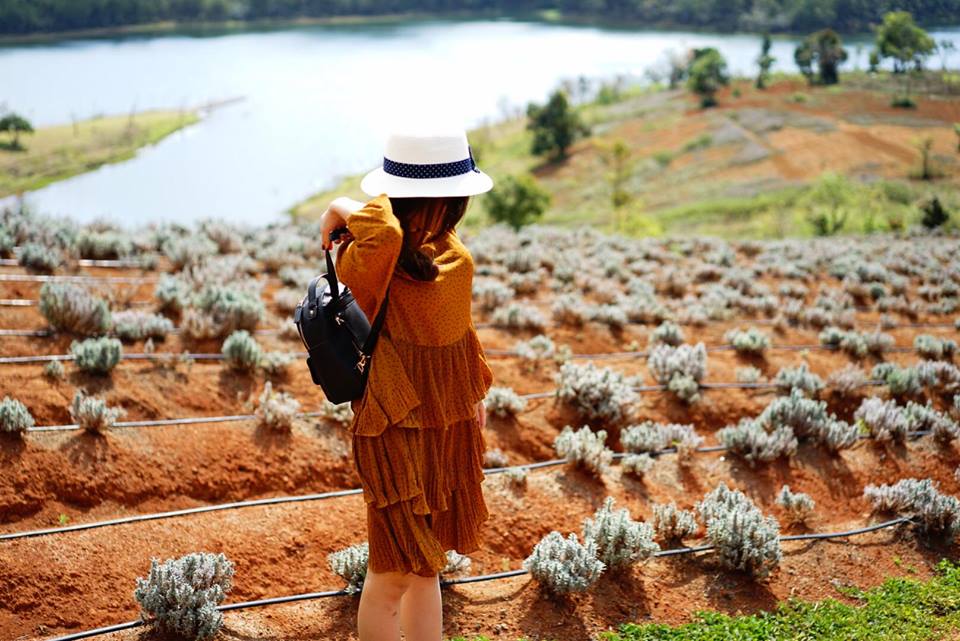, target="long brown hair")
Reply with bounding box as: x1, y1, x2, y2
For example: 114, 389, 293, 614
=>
389, 196, 469, 281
